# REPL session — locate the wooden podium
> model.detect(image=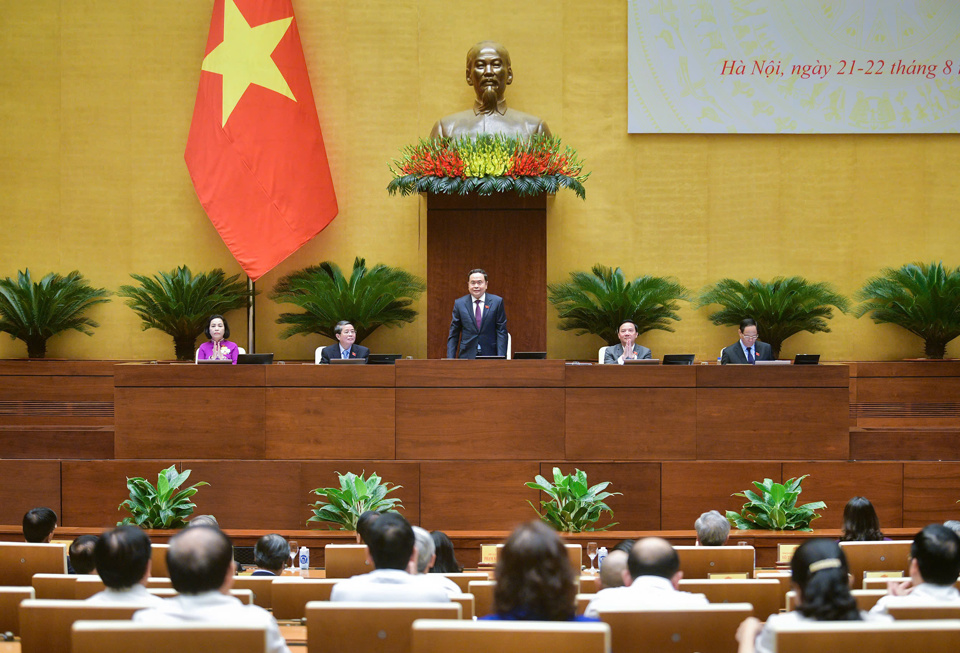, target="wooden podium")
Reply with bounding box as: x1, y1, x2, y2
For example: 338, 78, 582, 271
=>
426, 193, 547, 359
